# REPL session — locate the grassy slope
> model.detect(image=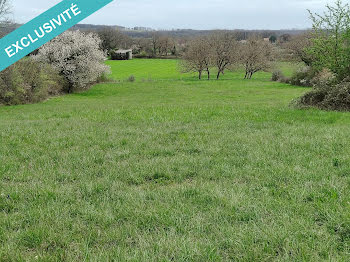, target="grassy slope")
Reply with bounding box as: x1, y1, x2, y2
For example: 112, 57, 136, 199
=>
1, 59, 350, 261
